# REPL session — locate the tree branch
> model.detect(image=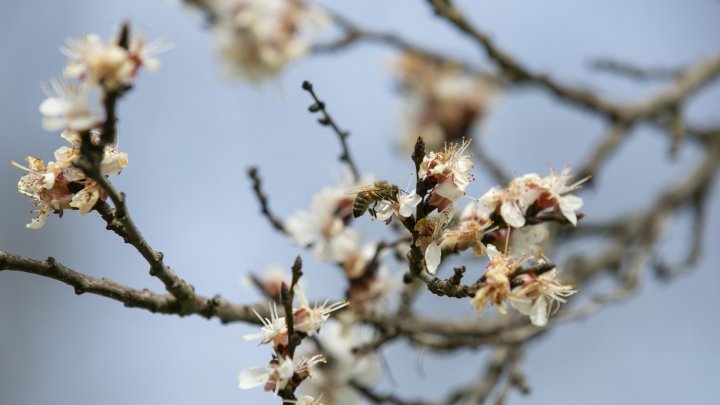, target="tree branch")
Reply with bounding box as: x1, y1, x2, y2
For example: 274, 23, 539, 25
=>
302, 80, 360, 182
0, 250, 263, 324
